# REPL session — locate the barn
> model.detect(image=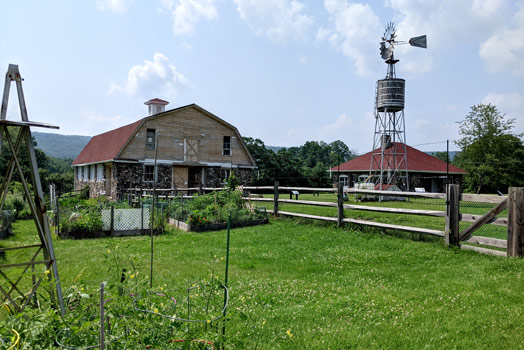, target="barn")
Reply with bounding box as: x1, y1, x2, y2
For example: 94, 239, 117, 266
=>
72, 99, 256, 200
329, 143, 467, 192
